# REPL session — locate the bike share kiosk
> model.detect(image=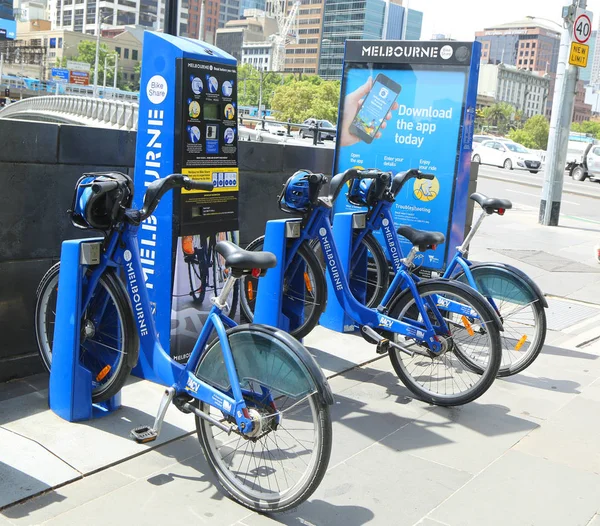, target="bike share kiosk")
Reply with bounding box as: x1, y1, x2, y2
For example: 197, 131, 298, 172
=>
49, 32, 239, 421
319, 40, 481, 332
